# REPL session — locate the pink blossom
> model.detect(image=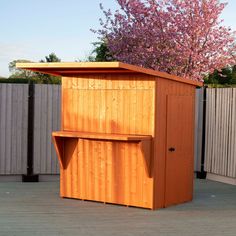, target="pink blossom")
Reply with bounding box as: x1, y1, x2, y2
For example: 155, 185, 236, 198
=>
96, 0, 236, 81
